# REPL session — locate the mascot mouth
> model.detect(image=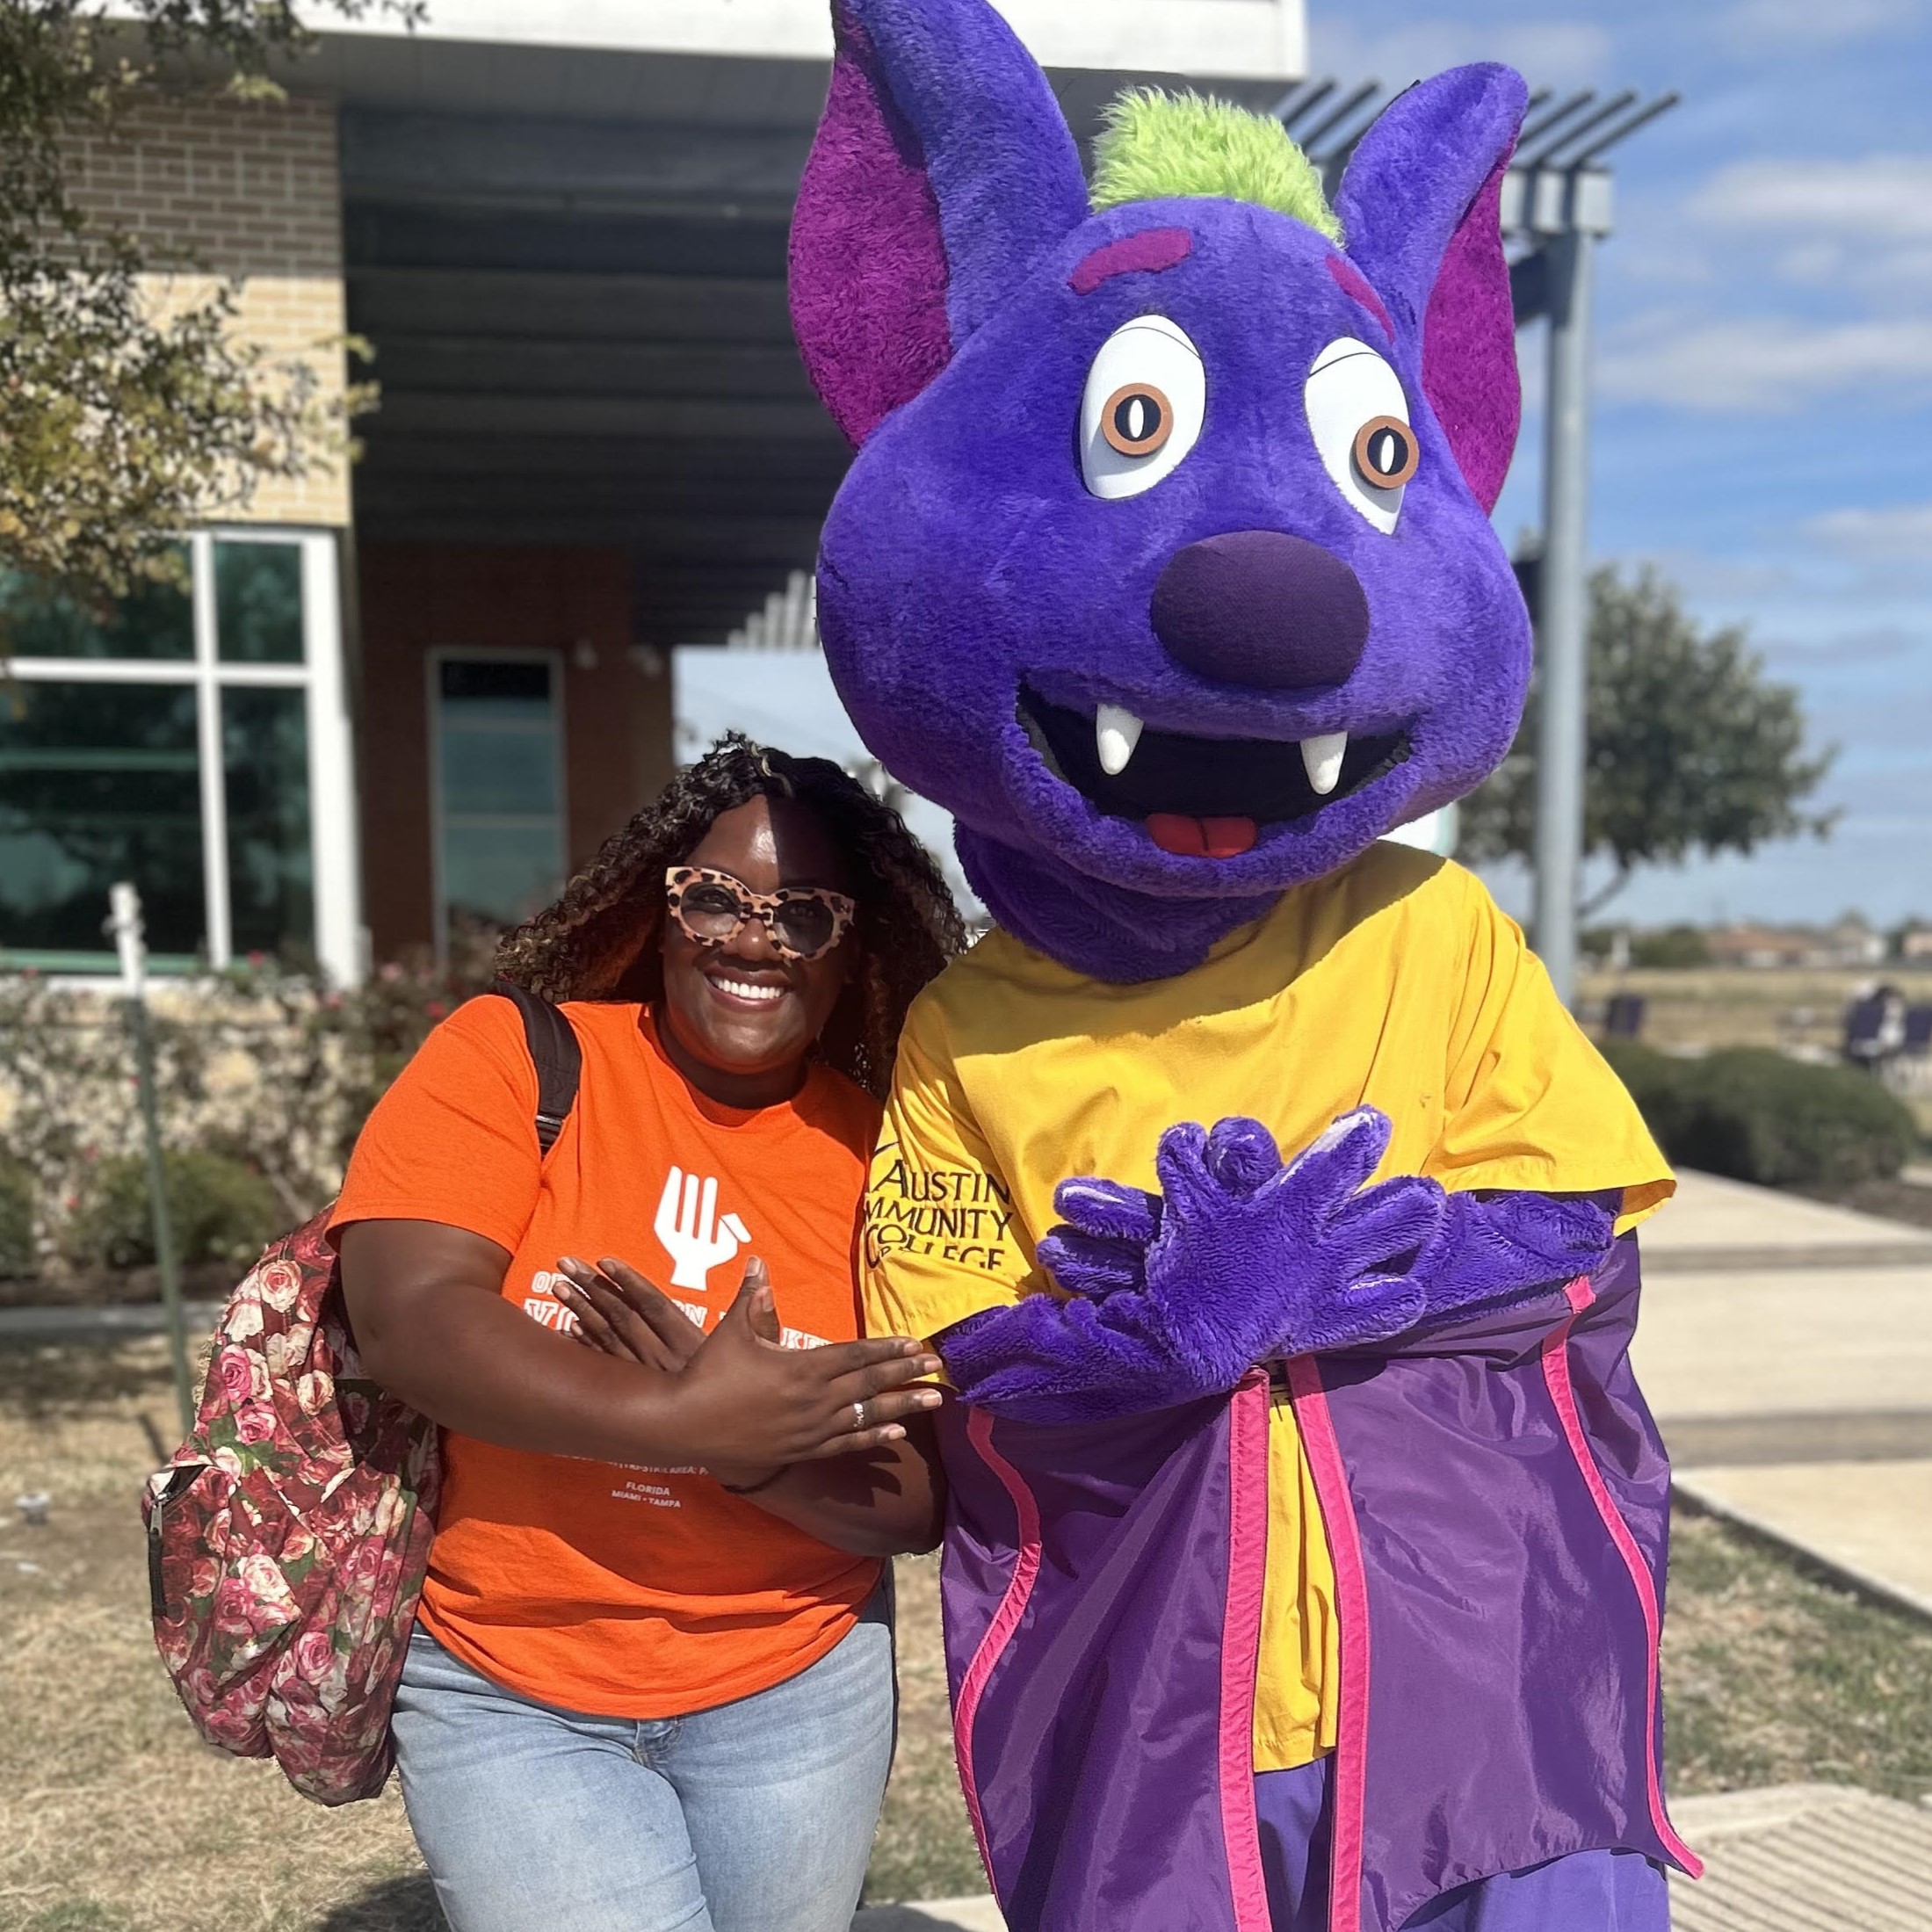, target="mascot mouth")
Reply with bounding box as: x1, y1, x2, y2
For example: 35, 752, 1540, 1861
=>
1018, 688, 1411, 857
